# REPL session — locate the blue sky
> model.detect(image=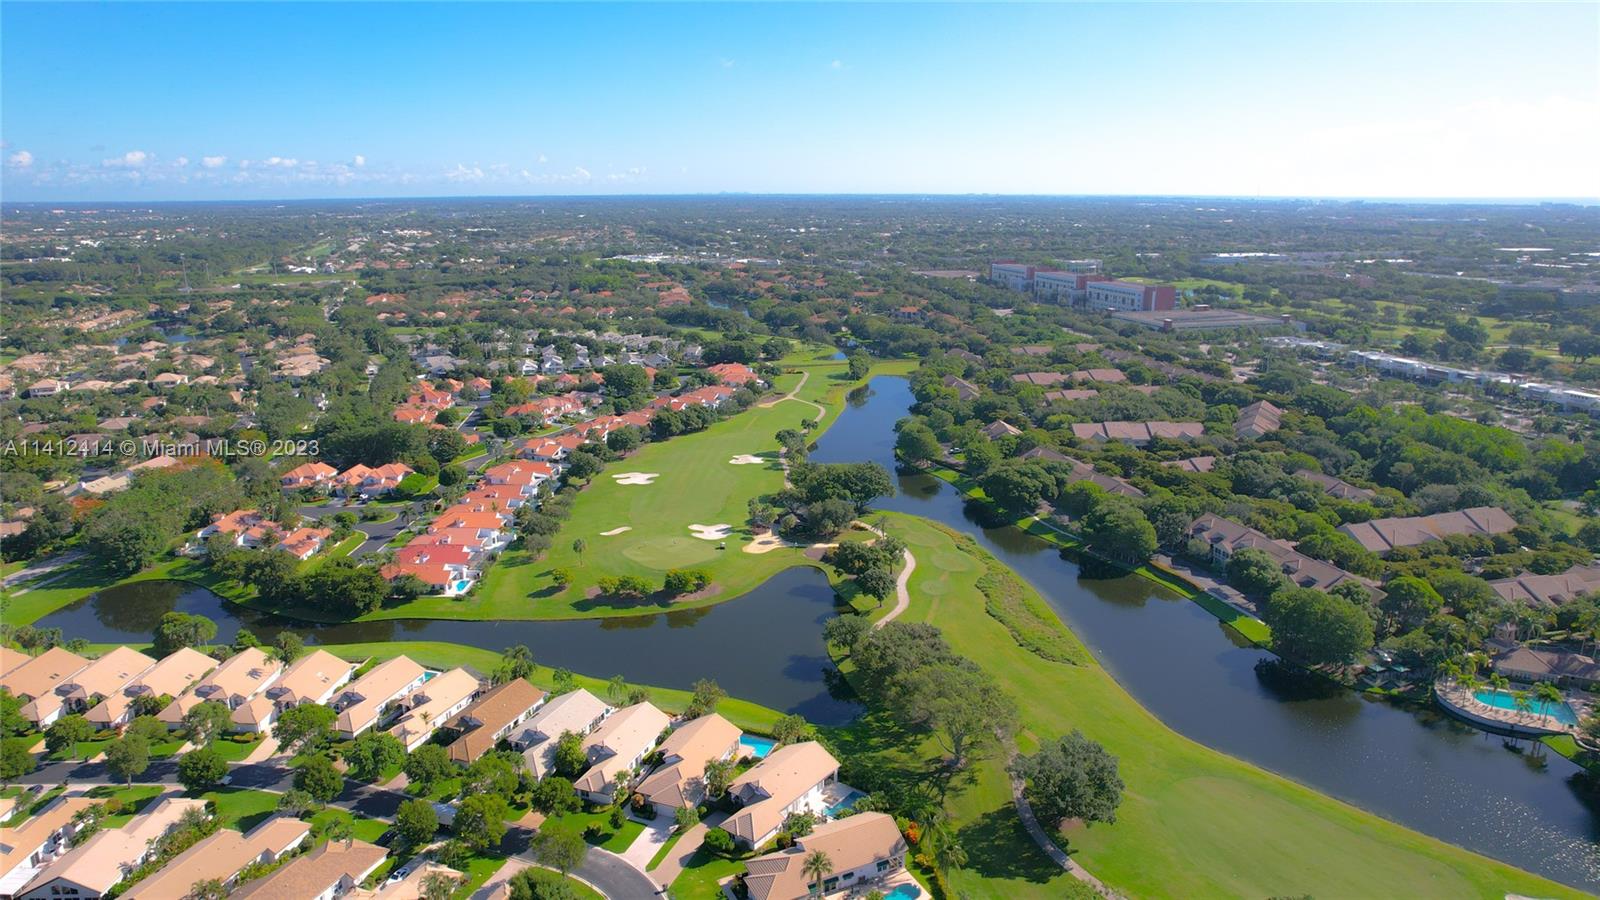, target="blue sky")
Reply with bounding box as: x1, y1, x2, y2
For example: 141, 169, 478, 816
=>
3, 2, 1596, 201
